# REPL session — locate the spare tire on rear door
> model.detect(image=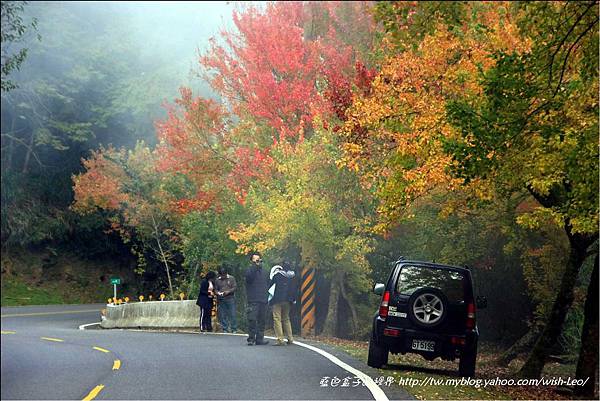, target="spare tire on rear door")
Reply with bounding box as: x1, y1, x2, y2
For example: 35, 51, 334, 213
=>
408, 287, 448, 328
